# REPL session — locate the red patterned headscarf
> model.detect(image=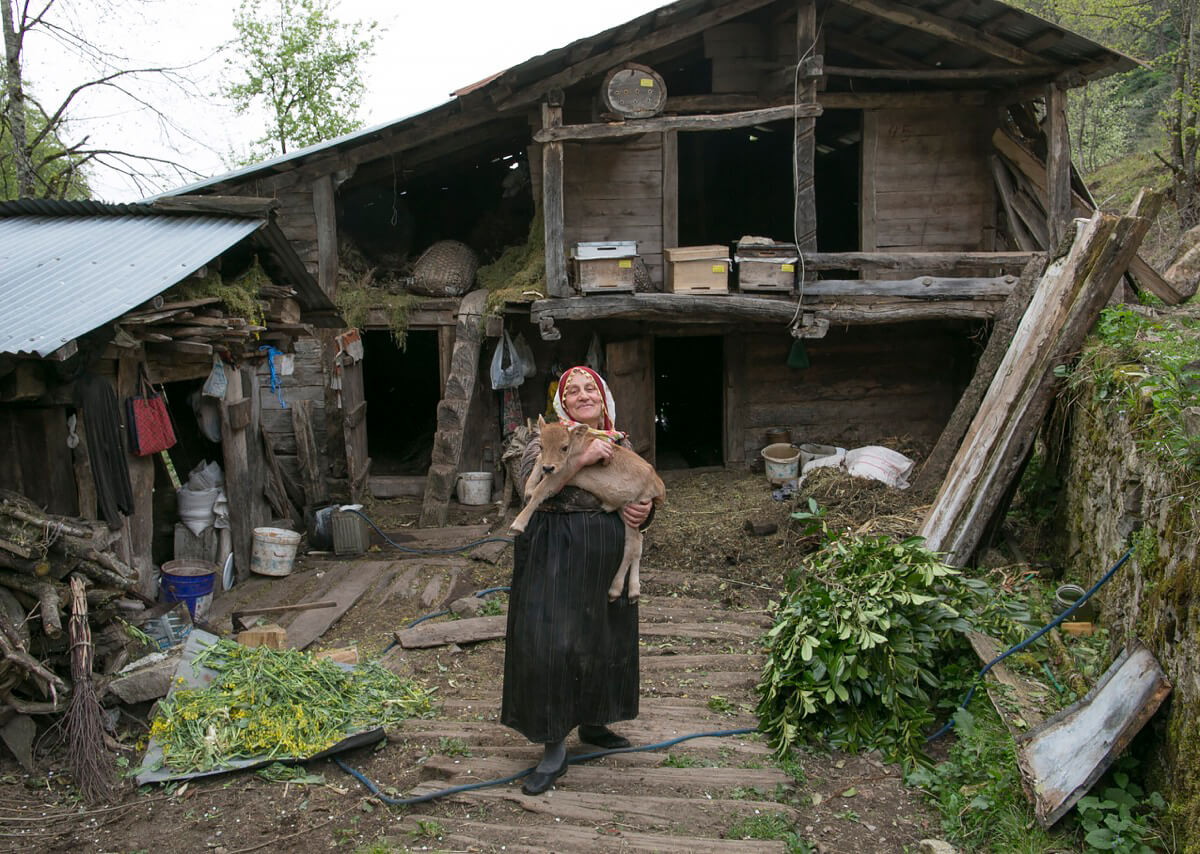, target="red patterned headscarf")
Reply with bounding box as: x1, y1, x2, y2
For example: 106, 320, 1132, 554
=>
553, 365, 624, 441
